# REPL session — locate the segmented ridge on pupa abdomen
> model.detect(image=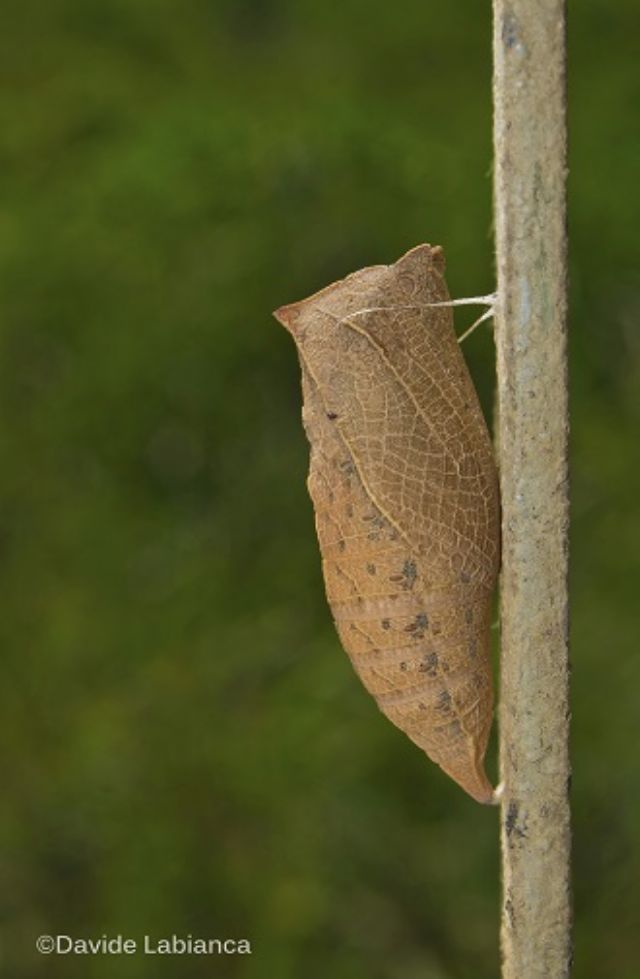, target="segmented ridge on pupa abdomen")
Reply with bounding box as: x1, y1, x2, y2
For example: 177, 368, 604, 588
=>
274, 244, 500, 804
